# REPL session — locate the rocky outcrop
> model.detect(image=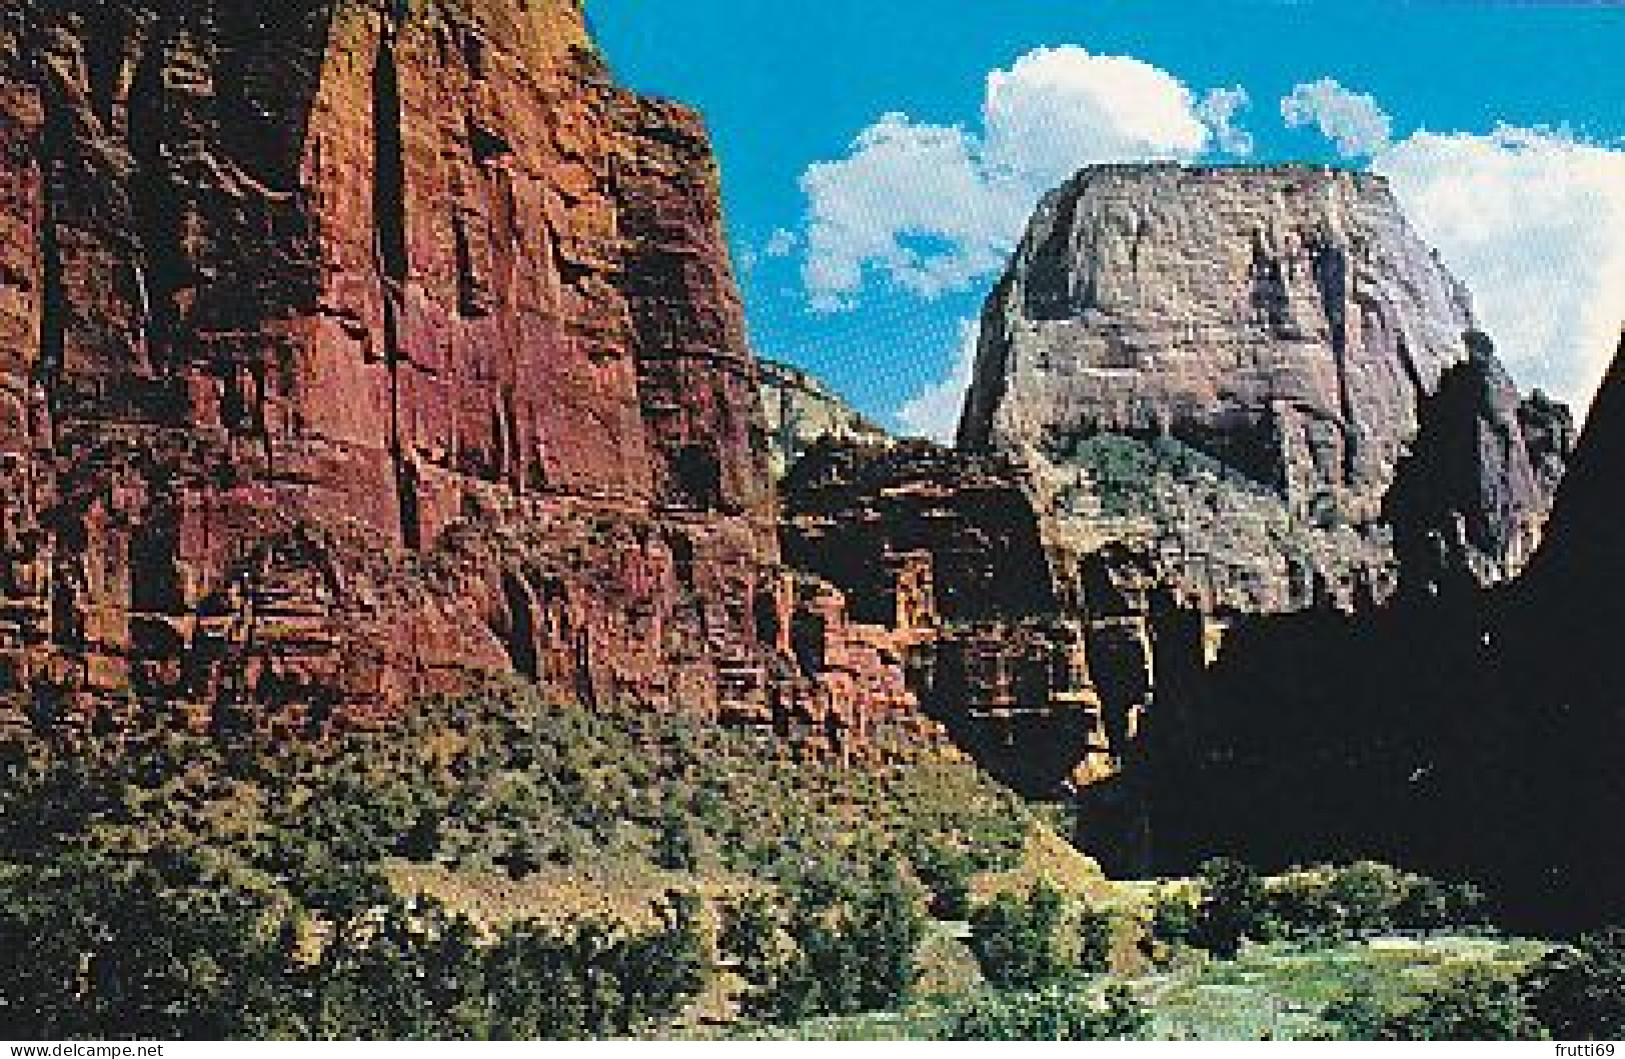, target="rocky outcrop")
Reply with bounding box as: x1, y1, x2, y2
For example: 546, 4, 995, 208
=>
777, 439, 1195, 834
757, 357, 887, 478
0, 0, 918, 746
961, 164, 1567, 612
1385, 334, 1575, 596
782, 440, 1058, 626
1146, 341, 1622, 929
